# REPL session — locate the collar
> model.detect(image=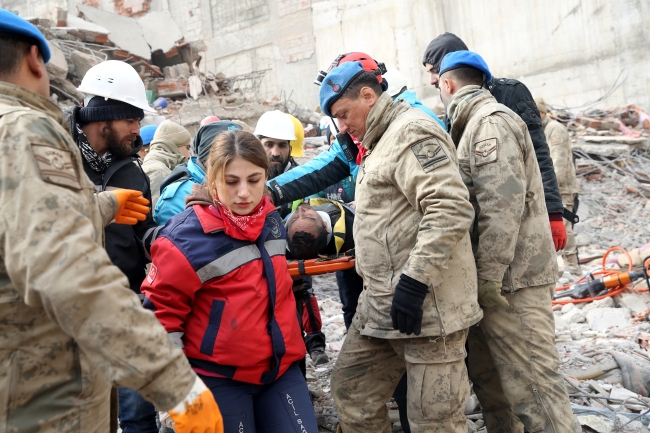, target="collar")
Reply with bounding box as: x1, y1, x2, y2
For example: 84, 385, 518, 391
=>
447, 86, 492, 144
187, 157, 206, 183
193, 204, 225, 234
362, 91, 410, 151
0, 81, 63, 123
